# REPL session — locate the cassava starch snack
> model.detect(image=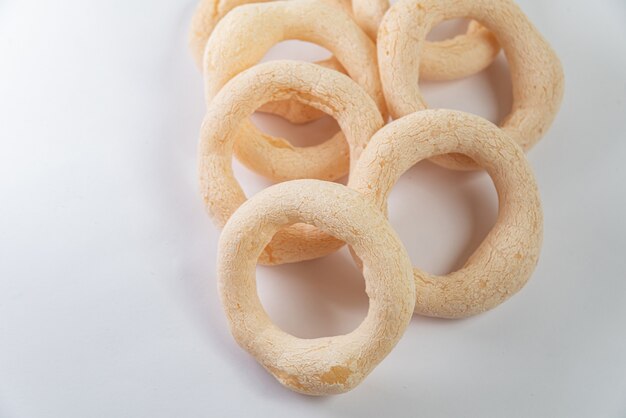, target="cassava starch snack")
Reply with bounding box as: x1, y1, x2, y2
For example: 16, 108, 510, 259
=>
202, 0, 387, 182
198, 60, 384, 264
378, 0, 565, 170
349, 110, 543, 319
191, 0, 562, 396
190, 0, 500, 123
189, 0, 352, 70
218, 180, 415, 395
189, 0, 264, 69
189, 0, 348, 123
351, 0, 500, 80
